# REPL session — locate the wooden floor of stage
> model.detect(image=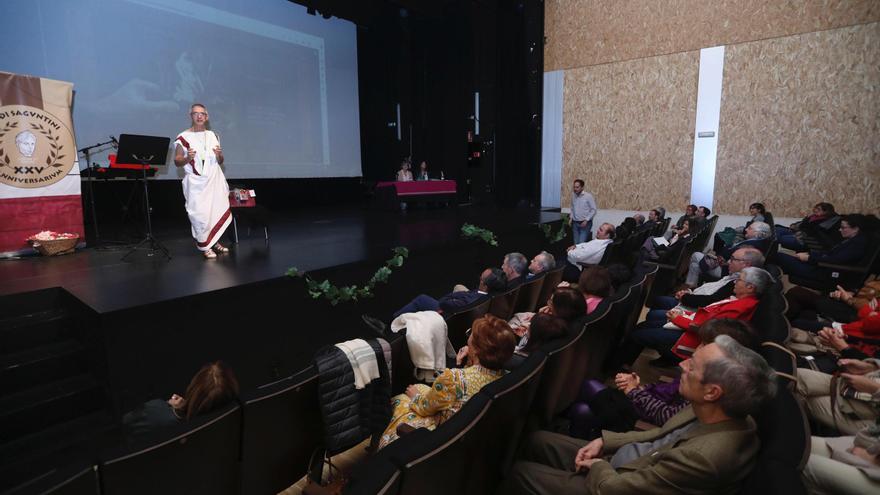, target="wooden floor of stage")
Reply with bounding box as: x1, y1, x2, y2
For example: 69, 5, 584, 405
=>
0, 204, 564, 313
